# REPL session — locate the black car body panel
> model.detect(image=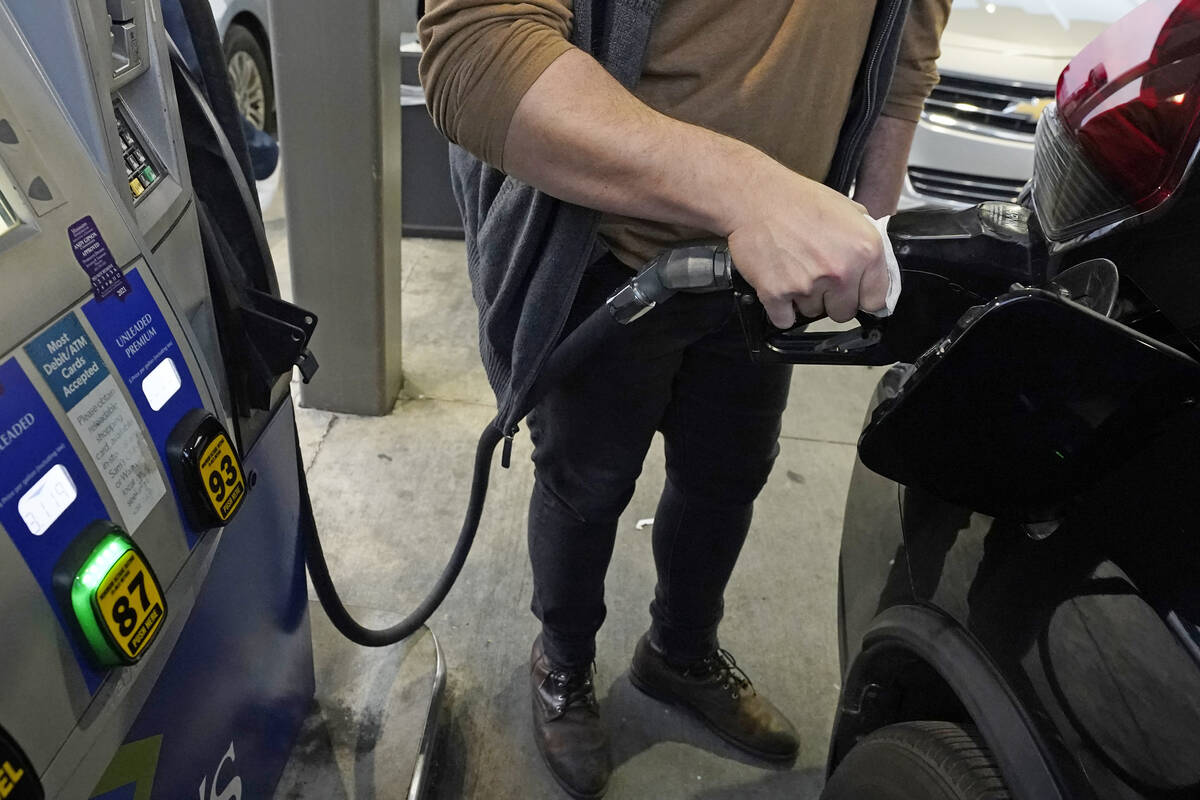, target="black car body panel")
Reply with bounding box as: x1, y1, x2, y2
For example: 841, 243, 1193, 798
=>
829, 4, 1200, 795
835, 366, 1200, 799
